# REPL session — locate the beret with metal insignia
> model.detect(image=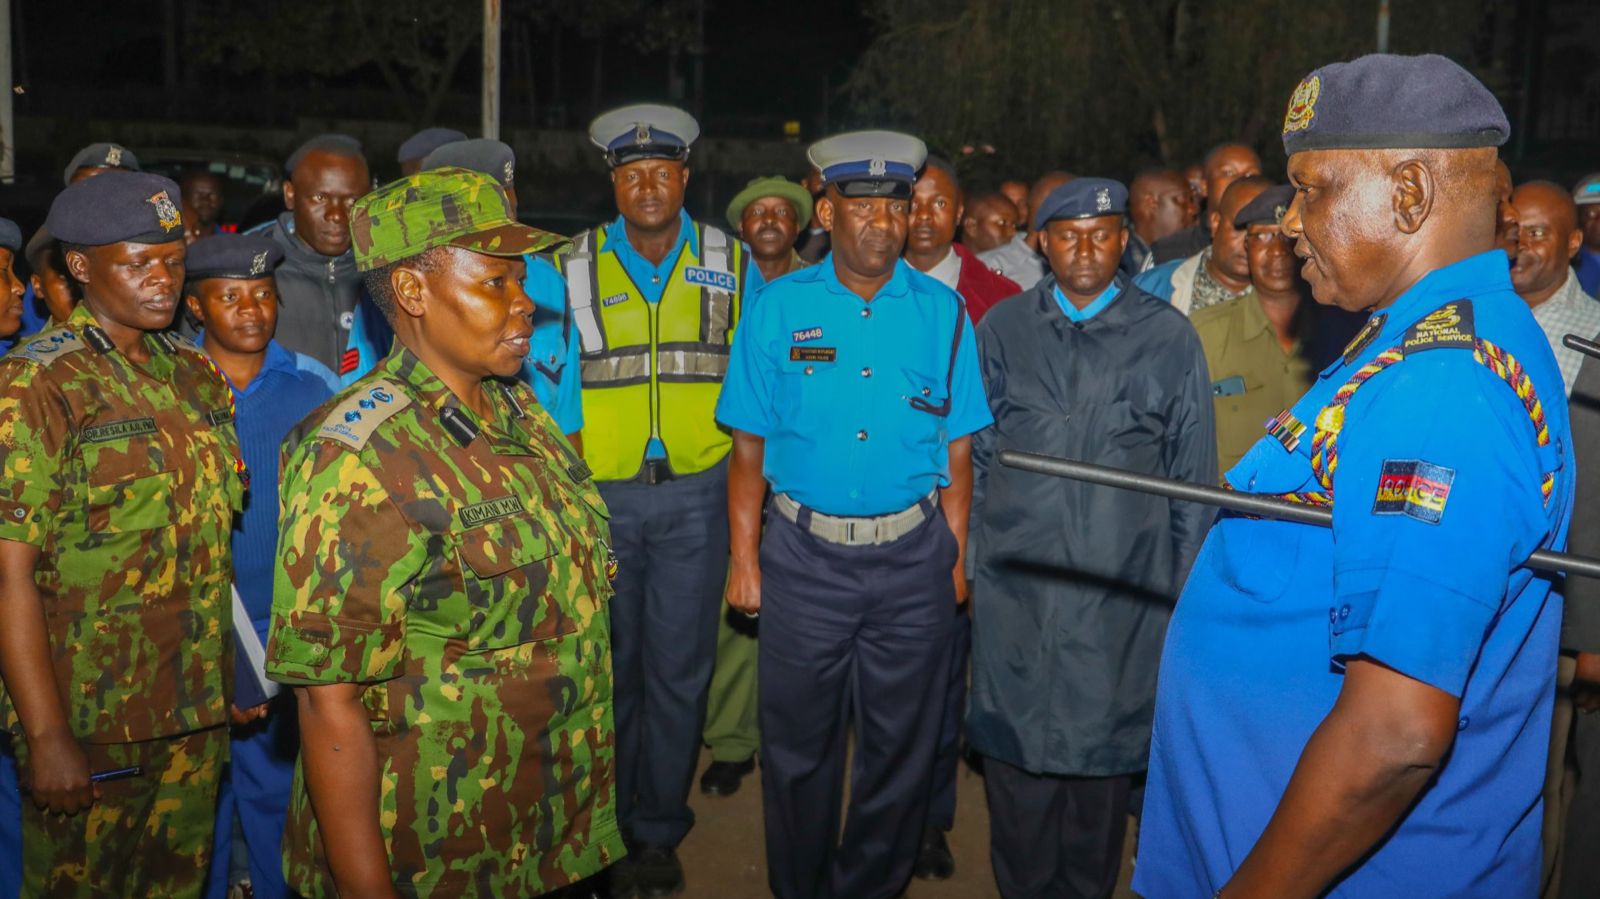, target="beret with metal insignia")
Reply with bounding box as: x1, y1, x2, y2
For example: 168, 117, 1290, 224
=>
398, 127, 469, 165
46, 170, 185, 246
62, 142, 140, 186
0, 218, 20, 253
184, 234, 284, 284
807, 130, 928, 200
1033, 177, 1127, 231
1233, 184, 1297, 229
590, 104, 700, 168
1281, 53, 1509, 156
422, 138, 517, 188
